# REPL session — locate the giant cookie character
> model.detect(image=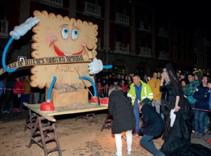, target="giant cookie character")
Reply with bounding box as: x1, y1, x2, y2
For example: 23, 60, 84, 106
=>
2, 10, 111, 111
